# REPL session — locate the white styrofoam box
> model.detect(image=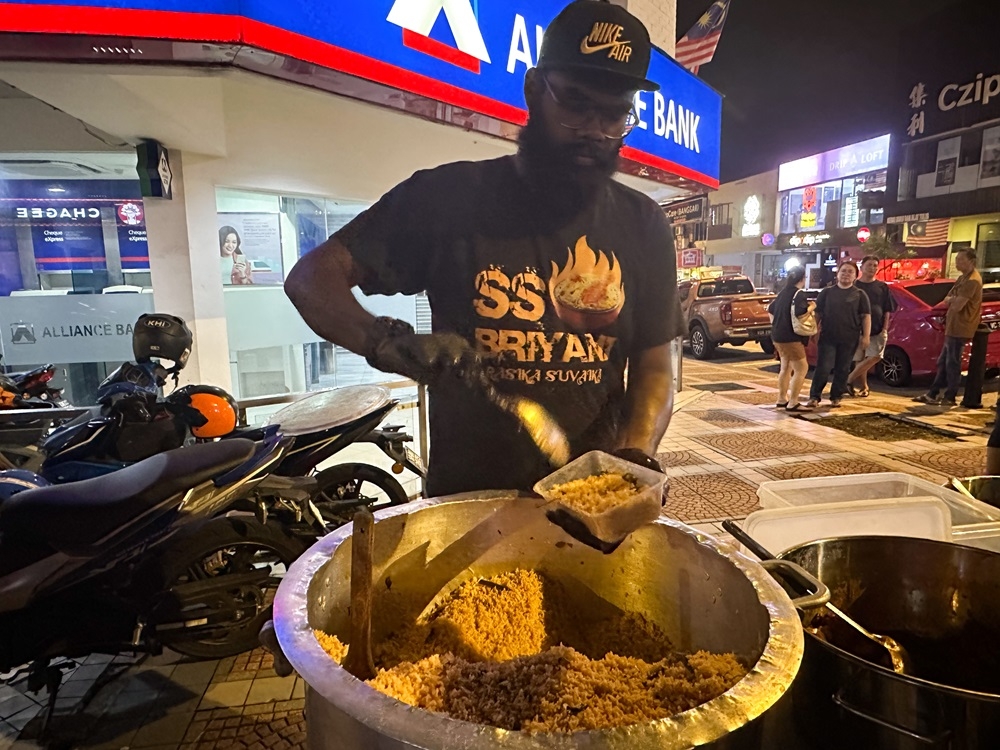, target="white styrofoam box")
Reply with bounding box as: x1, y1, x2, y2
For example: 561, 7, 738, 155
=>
756, 472, 1000, 529
952, 522, 1000, 554
742, 497, 952, 557
534, 451, 666, 544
